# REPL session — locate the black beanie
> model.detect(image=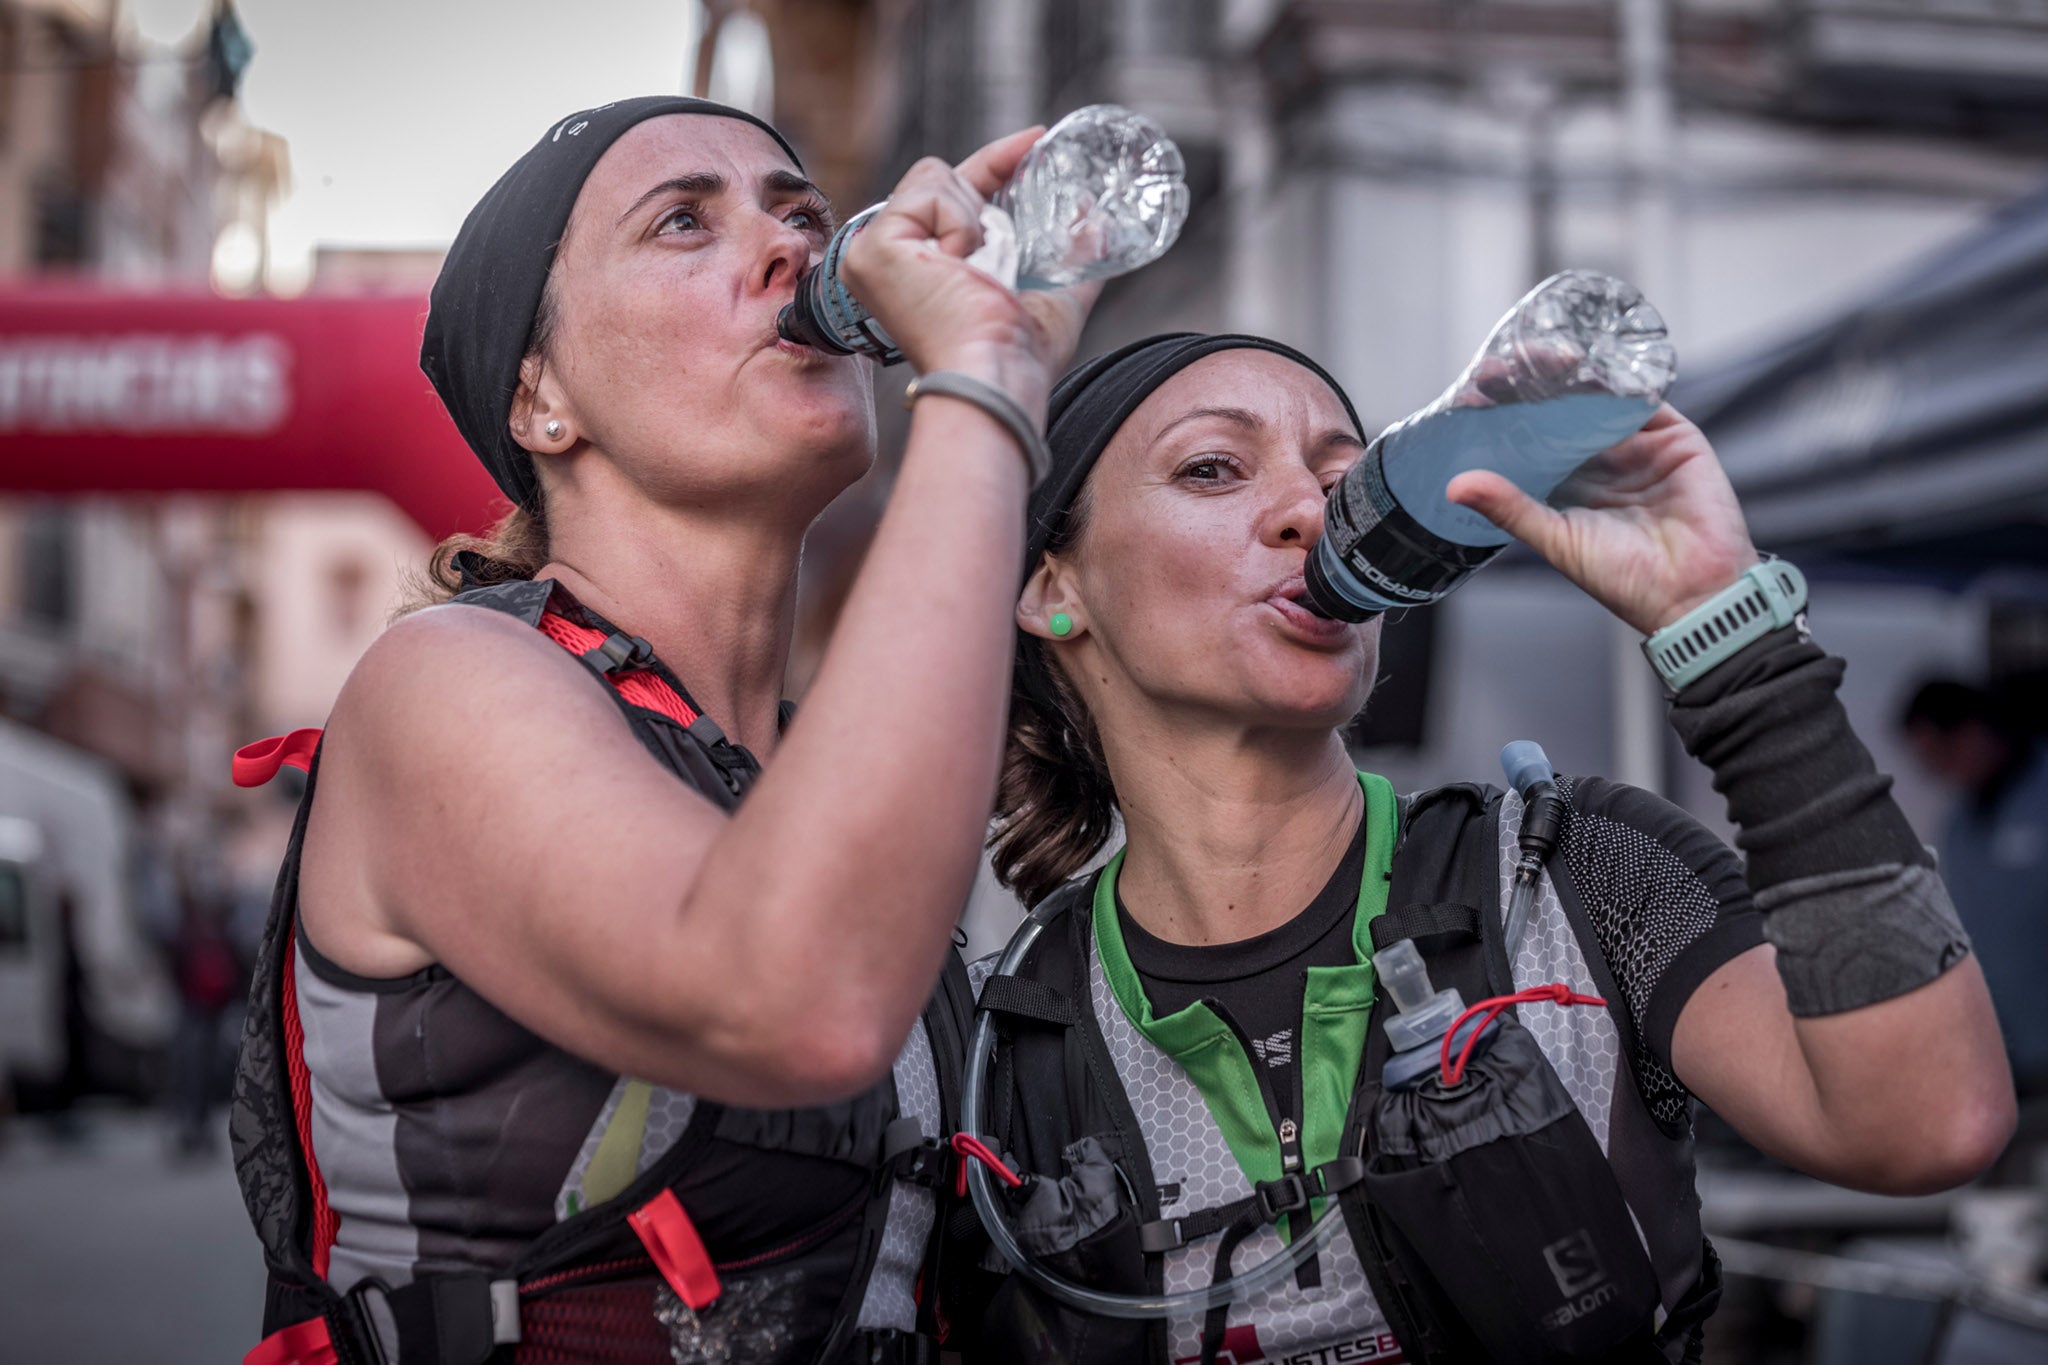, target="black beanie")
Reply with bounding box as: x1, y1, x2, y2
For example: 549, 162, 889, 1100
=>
1017, 332, 1366, 707
420, 97, 803, 512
